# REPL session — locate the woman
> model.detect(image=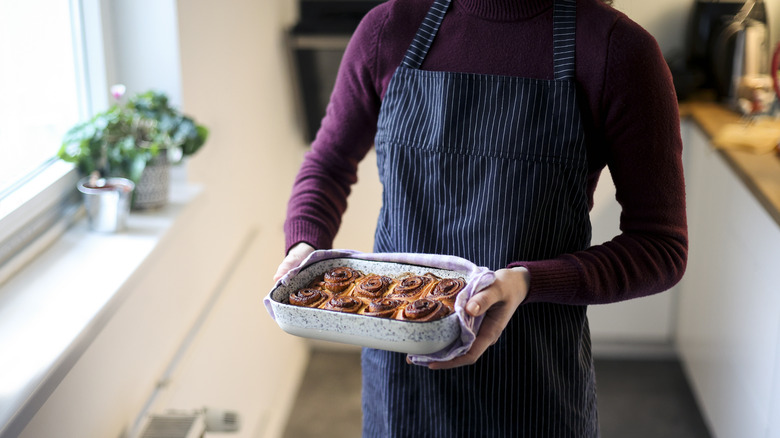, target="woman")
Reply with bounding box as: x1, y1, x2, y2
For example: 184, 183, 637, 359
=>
275, 0, 687, 435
